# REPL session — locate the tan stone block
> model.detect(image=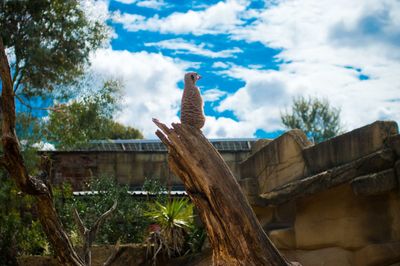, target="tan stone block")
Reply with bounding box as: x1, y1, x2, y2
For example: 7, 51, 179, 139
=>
389, 192, 400, 240
251, 139, 273, 154
252, 205, 274, 229
351, 169, 397, 196
239, 178, 258, 197
387, 134, 400, 157
240, 130, 311, 194
269, 228, 296, 249
303, 120, 398, 175
354, 242, 400, 266
282, 247, 354, 266
294, 184, 394, 249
